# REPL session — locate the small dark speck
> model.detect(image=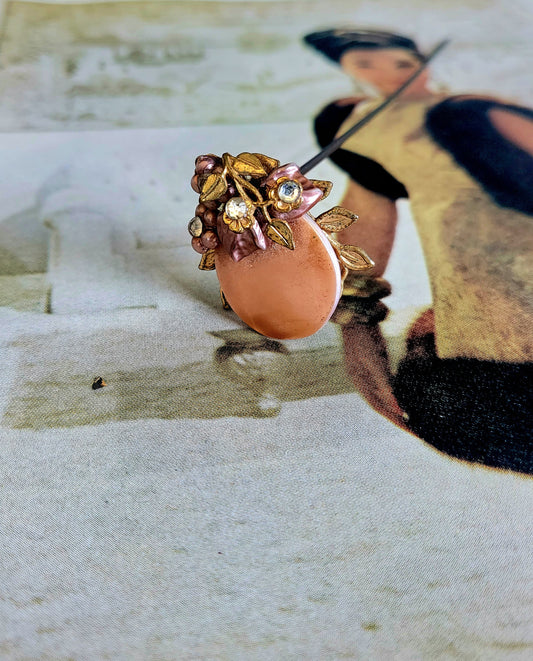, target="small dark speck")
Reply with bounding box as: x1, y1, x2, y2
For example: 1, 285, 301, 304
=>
104, 499, 109, 504
218, 551, 223, 555
362, 622, 380, 632
92, 376, 107, 390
